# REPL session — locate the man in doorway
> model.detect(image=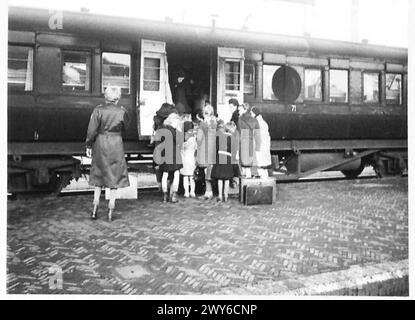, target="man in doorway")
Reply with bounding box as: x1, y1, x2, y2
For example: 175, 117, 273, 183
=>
228, 98, 240, 125
173, 69, 192, 116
